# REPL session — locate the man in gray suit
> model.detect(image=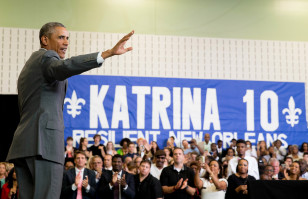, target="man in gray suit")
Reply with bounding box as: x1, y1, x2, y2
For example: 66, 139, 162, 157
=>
6, 22, 134, 199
